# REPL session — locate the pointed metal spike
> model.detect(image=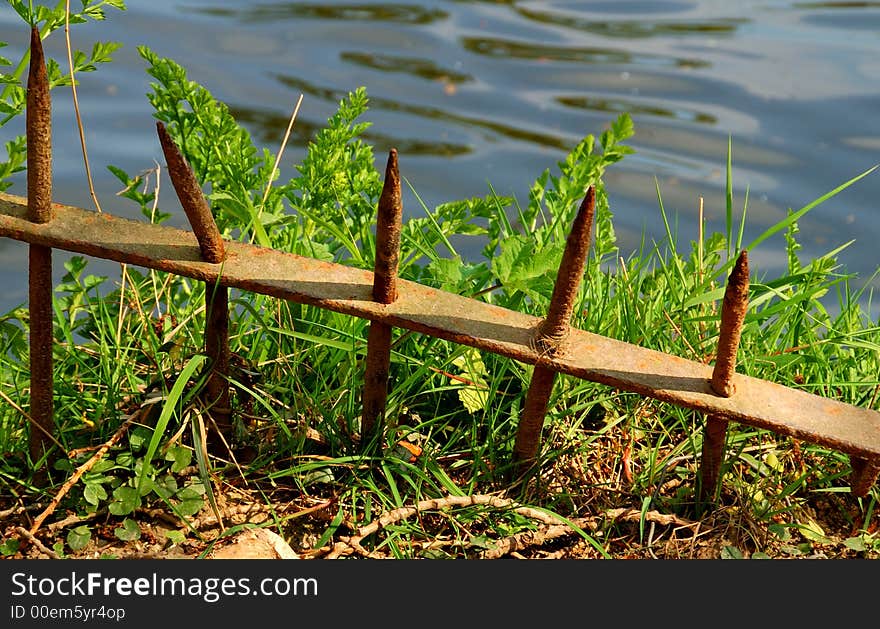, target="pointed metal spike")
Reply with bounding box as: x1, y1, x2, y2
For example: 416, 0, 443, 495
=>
711, 249, 749, 397
26, 26, 55, 473
156, 121, 225, 264
27, 26, 52, 225
362, 150, 403, 440
536, 186, 596, 354
372, 149, 402, 305
514, 187, 595, 469
157, 123, 231, 447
